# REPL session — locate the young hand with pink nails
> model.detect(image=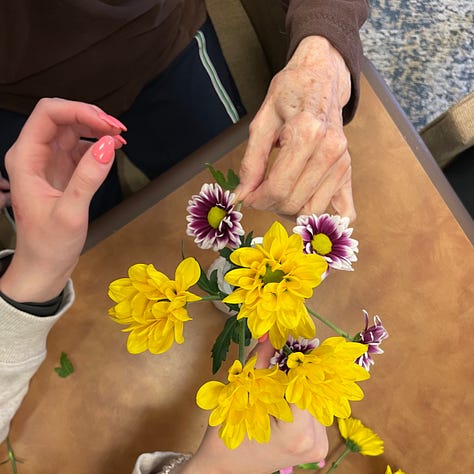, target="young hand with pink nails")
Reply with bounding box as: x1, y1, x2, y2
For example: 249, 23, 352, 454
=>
0, 98, 126, 303
0, 99, 327, 474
